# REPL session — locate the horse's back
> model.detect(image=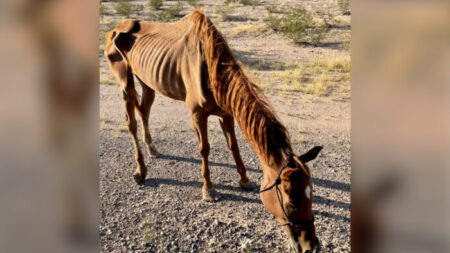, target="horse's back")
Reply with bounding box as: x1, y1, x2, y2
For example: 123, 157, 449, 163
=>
127, 20, 207, 103
105, 13, 221, 113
